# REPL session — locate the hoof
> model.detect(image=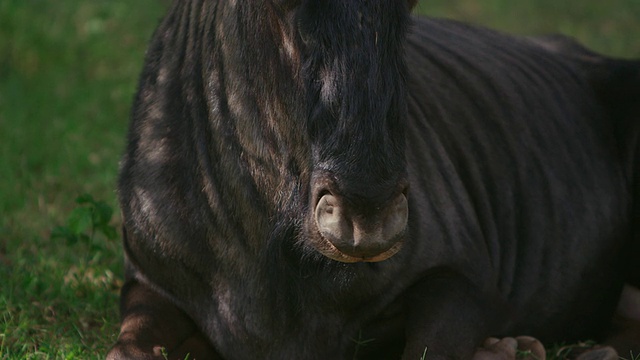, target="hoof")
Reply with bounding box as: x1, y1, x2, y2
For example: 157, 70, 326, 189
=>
473, 336, 545, 360
514, 336, 546, 360
575, 346, 619, 360
106, 342, 163, 360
